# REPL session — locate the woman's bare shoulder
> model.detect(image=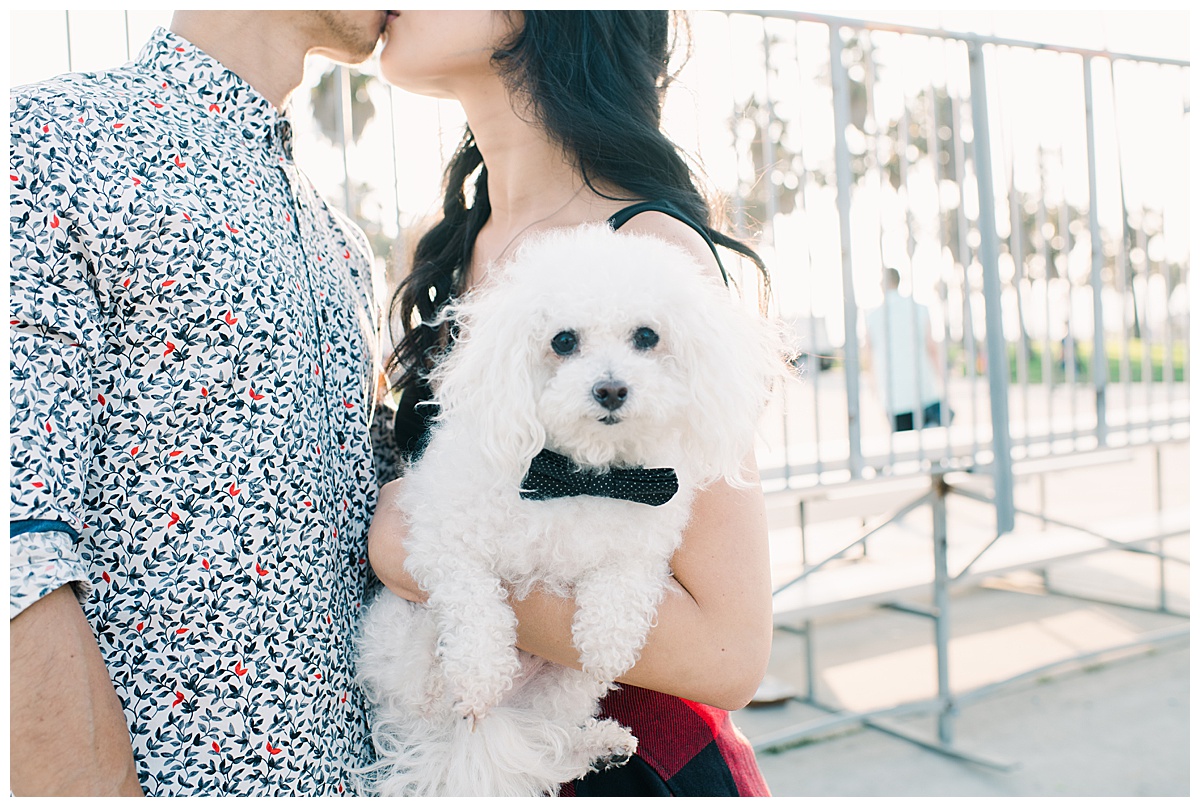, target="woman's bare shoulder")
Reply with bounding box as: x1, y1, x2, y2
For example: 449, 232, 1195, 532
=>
608, 210, 723, 281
